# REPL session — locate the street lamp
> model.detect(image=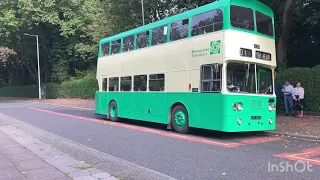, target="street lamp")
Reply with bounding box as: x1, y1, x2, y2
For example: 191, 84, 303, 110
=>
24, 33, 41, 100
141, 0, 145, 25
